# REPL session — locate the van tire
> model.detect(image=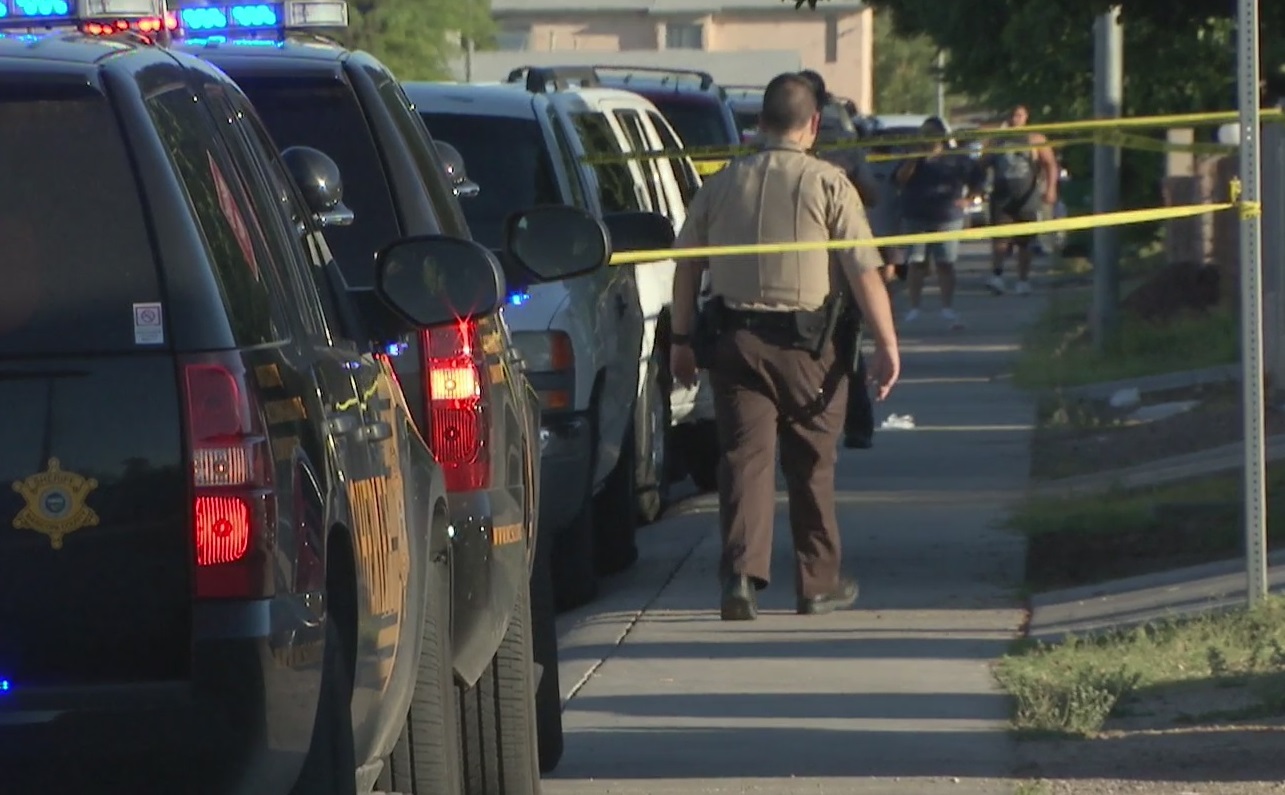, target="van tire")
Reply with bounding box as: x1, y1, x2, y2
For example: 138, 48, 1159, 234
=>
553, 399, 599, 611
635, 351, 672, 525
376, 513, 462, 794
290, 615, 357, 795
593, 413, 639, 575
530, 530, 564, 772
459, 578, 542, 795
